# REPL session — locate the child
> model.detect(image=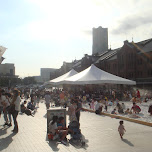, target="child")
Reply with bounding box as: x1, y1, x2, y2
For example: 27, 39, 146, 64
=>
131, 102, 141, 114
125, 108, 132, 115
118, 120, 126, 139
104, 99, 108, 112
111, 108, 117, 114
